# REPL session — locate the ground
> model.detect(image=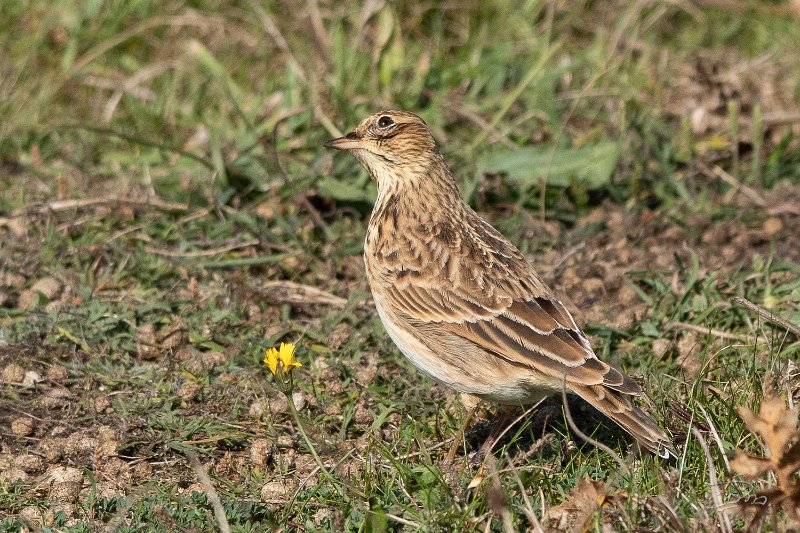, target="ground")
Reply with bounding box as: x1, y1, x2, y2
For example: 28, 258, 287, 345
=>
1, 1, 800, 532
